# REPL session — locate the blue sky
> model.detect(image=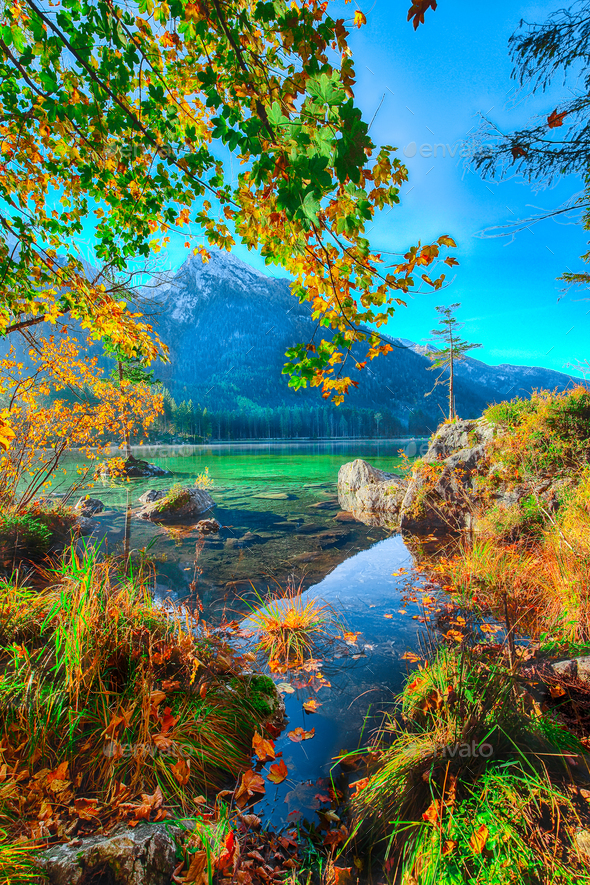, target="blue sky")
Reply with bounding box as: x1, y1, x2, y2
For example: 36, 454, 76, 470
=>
163, 0, 588, 377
